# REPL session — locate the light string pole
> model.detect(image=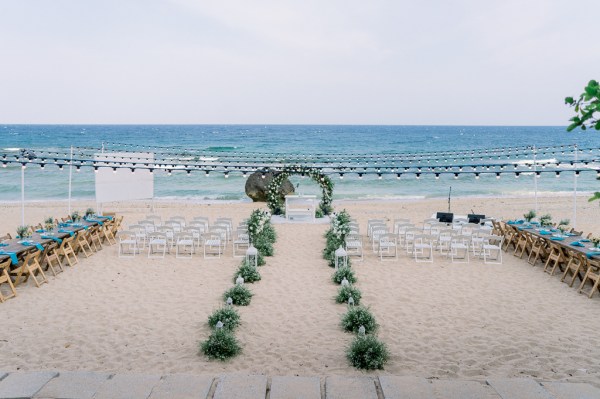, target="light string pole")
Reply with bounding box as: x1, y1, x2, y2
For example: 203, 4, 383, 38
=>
533, 145, 538, 214
573, 143, 578, 229
20, 163, 25, 226
68, 145, 73, 215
